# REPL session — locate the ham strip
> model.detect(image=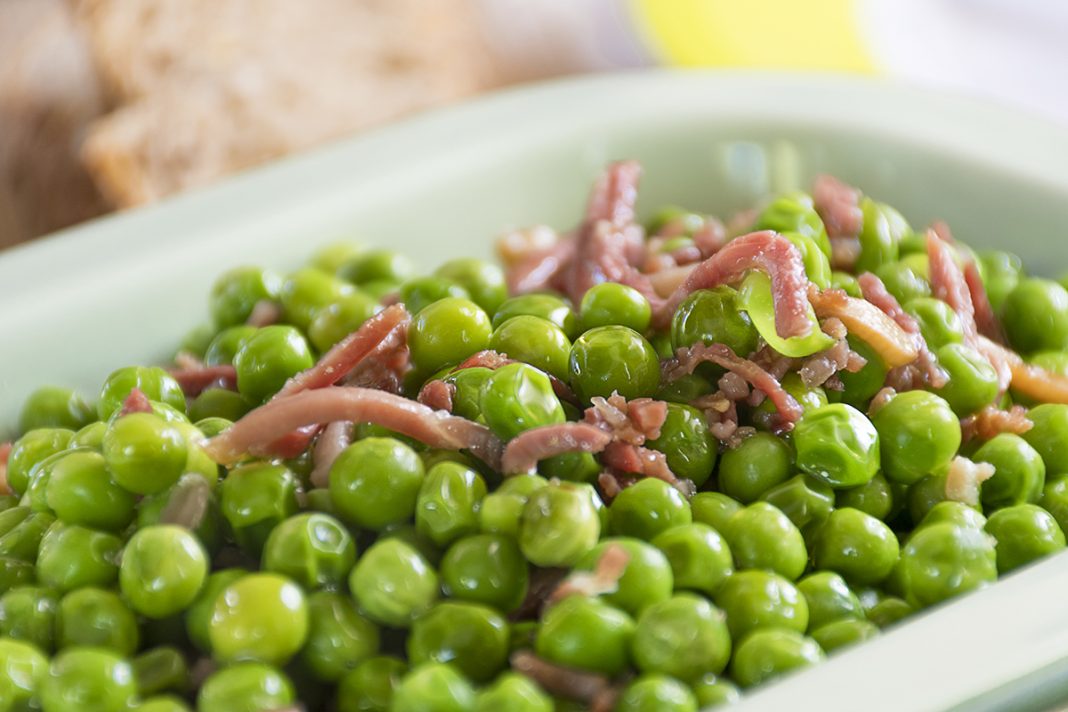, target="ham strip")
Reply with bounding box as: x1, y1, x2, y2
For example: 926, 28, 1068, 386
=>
583, 394, 666, 445
655, 231, 812, 338
927, 230, 979, 345
169, 364, 238, 397
510, 652, 618, 712
120, 388, 153, 416
416, 379, 455, 413
547, 544, 630, 606
813, 174, 863, 239
601, 441, 693, 496
0, 442, 11, 495
507, 240, 576, 295
308, 421, 352, 488
501, 423, 612, 475
663, 343, 804, 426
855, 273, 944, 385
203, 387, 503, 469
961, 405, 1033, 442
964, 261, 1006, 344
